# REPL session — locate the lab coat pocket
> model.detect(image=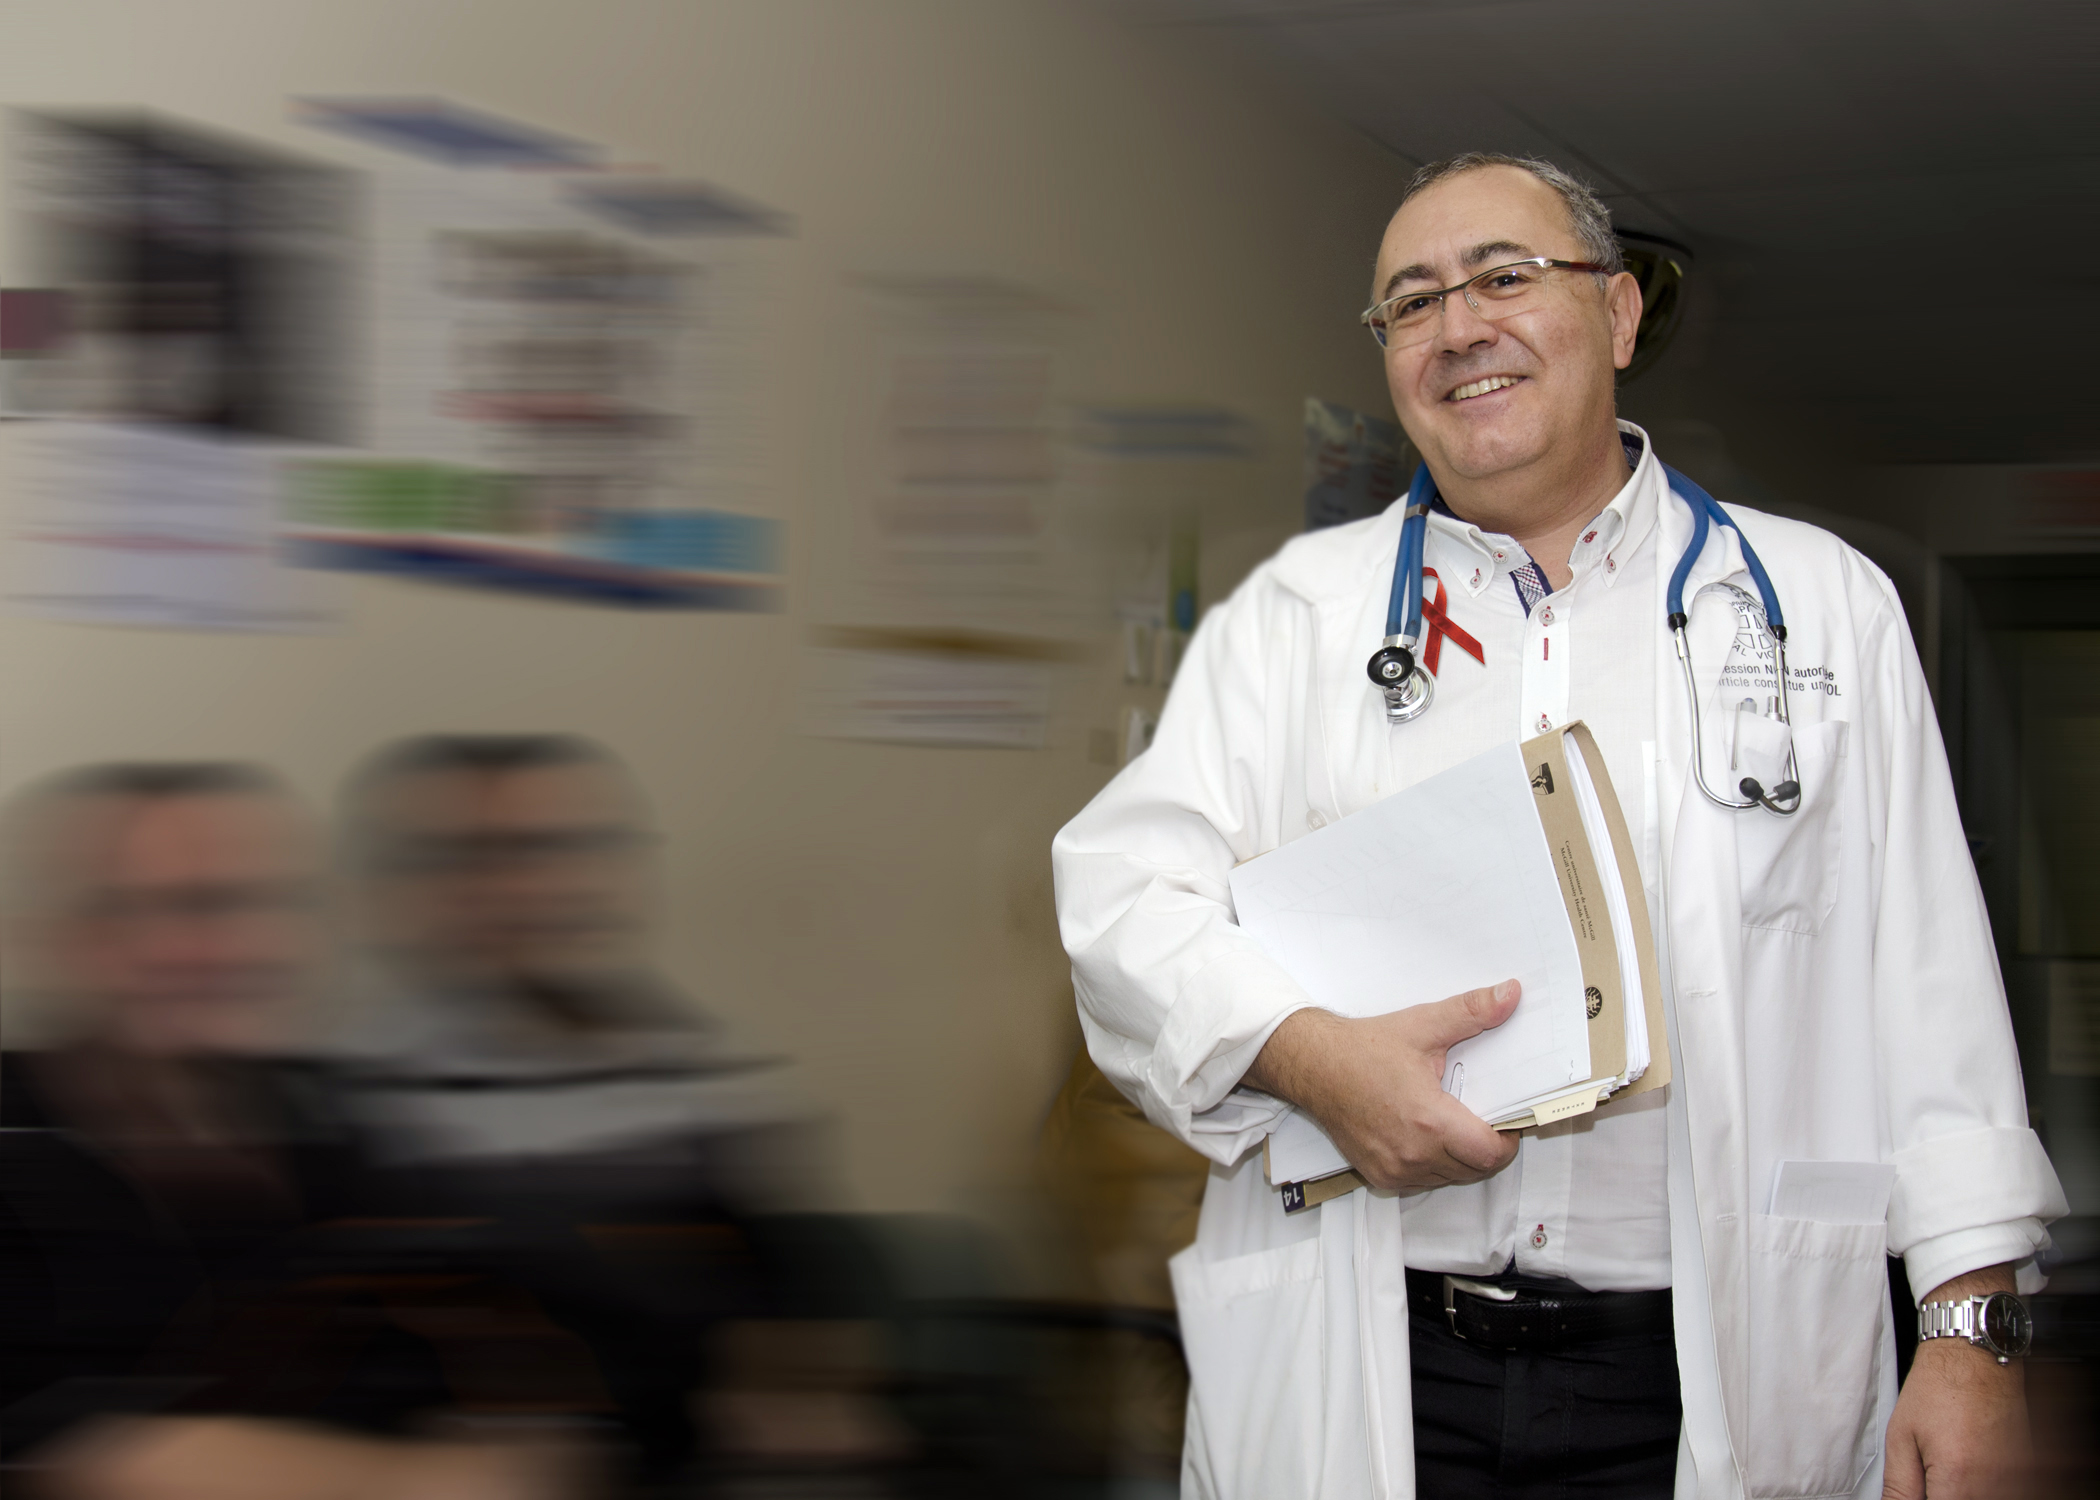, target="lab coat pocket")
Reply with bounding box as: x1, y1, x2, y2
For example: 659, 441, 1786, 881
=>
1742, 1213, 1886, 1499
1170, 1236, 1325, 1499
1736, 719, 1848, 935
